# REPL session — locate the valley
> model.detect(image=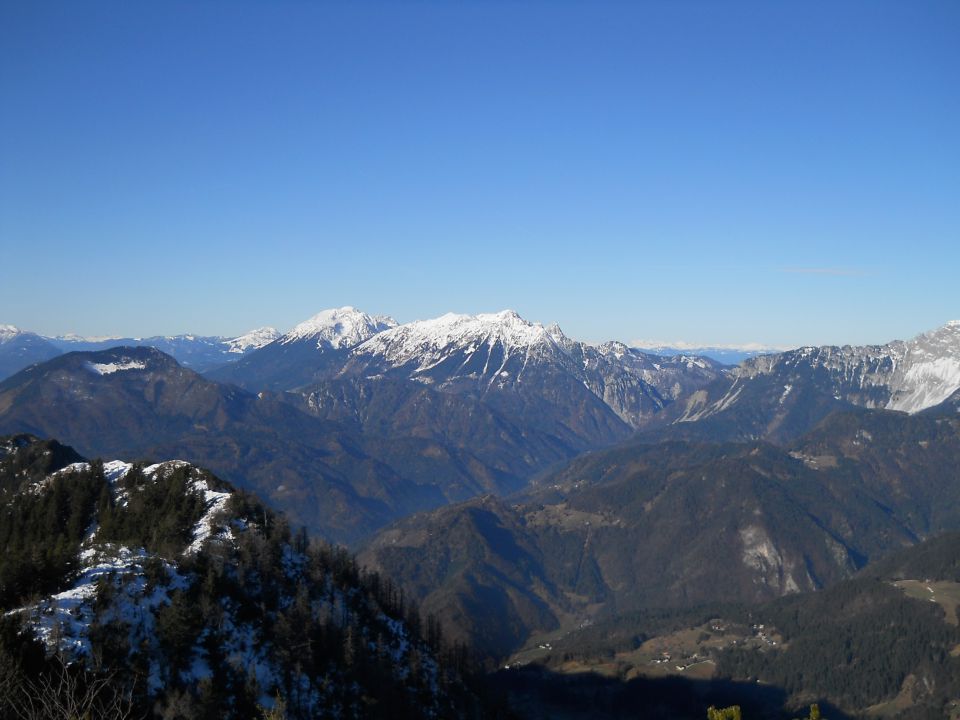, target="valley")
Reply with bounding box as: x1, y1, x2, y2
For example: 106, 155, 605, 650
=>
3, 310, 960, 718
